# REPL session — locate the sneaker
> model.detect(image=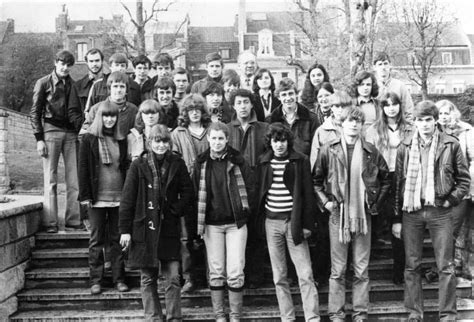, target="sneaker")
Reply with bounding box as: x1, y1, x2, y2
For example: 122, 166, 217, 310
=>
90, 284, 102, 295
45, 226, 58, 233
65, 223, 87, 231
181, 280, 196, 294
116, 282, 129, 292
